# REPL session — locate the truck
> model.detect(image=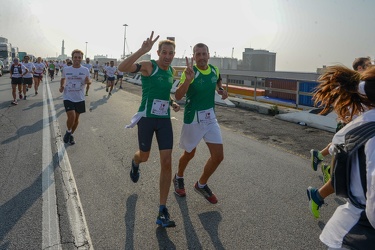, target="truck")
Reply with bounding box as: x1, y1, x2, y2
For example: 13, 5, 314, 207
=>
18, 51, 27, 61
11, 46, 19, 59
0, 42, 13, 72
